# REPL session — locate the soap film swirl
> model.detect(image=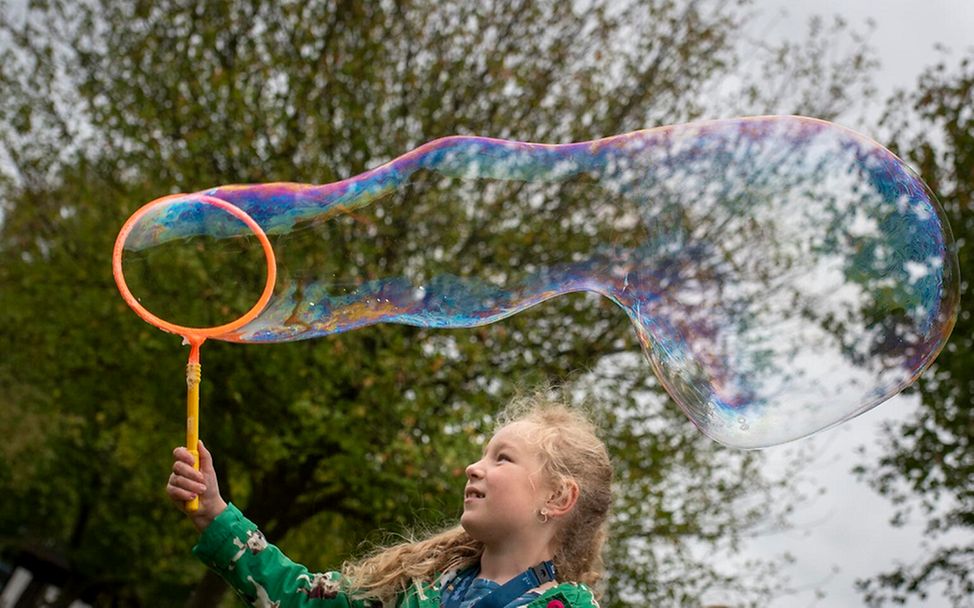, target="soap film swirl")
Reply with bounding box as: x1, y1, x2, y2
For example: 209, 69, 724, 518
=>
121, 116, 960, 448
